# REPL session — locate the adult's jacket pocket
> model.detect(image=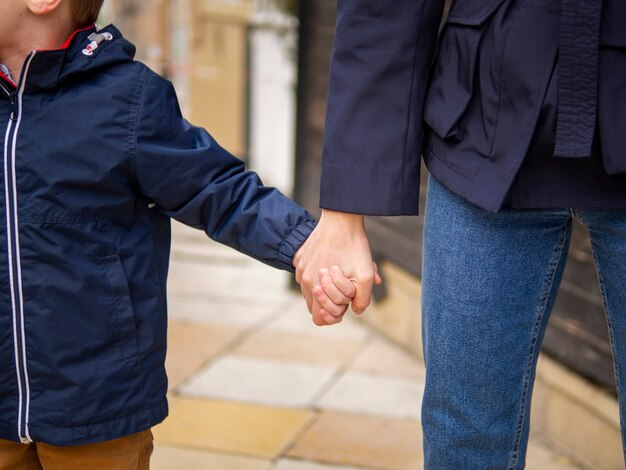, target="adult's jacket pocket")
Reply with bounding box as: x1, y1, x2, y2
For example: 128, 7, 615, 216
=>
424, 0, 508, 141
598, 0, 626, 174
